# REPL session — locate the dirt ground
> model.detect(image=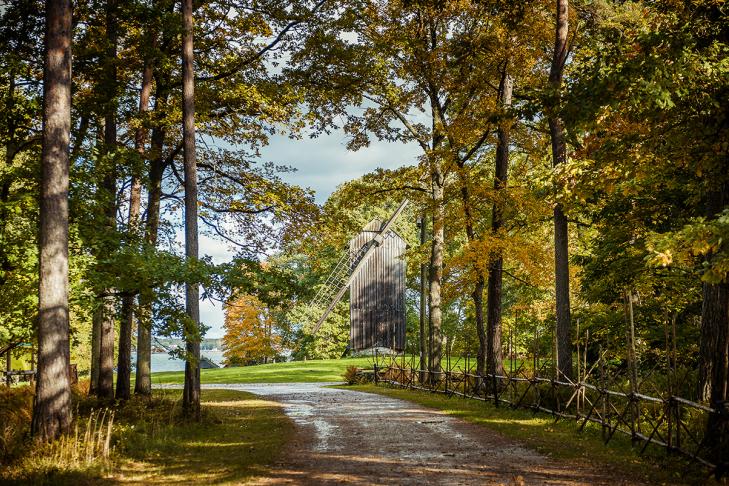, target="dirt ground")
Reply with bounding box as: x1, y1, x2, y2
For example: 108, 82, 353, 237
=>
195, 383, 646, 485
